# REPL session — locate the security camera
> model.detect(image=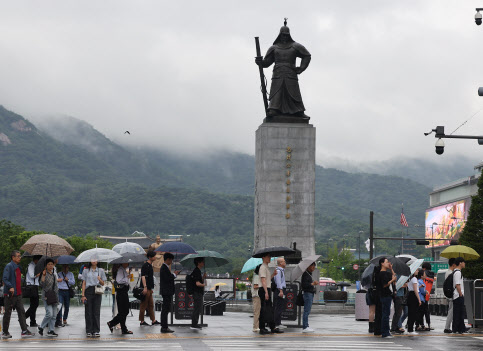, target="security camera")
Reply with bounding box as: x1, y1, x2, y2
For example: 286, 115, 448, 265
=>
476, 10, 482, 25
435, 138, 445, 155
